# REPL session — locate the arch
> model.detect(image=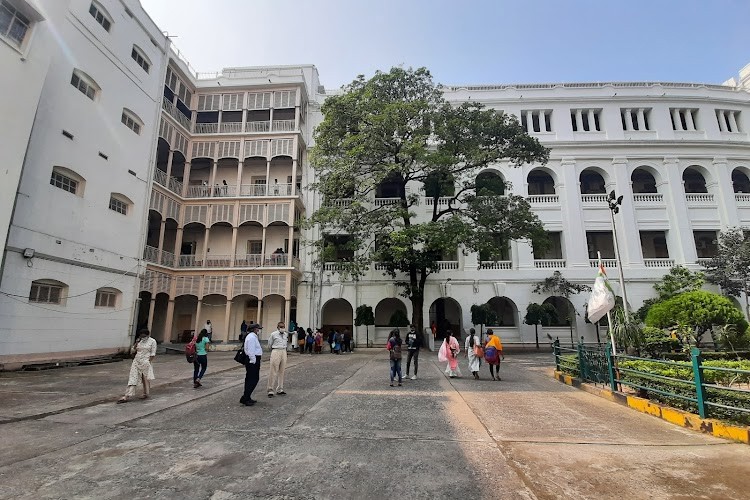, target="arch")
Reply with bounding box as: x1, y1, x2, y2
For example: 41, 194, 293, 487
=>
70, 69, 100, 100
151, 292, 170, 342
424, 171, 456, 197
95, 287, 121, 308
173, 295, 199, 342
579, 168, 607, 194
131, 44, 151, 73
89, 1, 113, 31
475, 170, 506, 196
487, 296, 517, 326
121, 108, 143, 135
731, 168, 750, 193
146, 210, 162, 247
429, 297, 462, 340
682, 166, 708, 193
137, 291, 152, 330
29, 279, 68, 305
542, 296, 575, 327
376, 171, 405, 198
374, 298, 409, 327
51, 166, 86, 197
155, 138, 170, 172
321, 298, 353, 334
631, 167, 658, 194
109, 192, 133, 215
527, 168, 556, 195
